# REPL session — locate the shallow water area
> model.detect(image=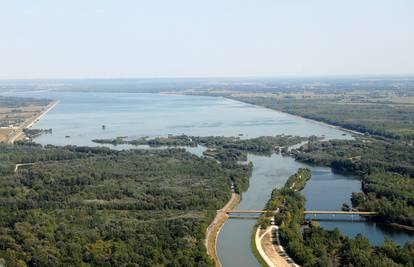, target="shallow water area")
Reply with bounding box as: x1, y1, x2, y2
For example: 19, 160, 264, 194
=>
5, 91, 352, 147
